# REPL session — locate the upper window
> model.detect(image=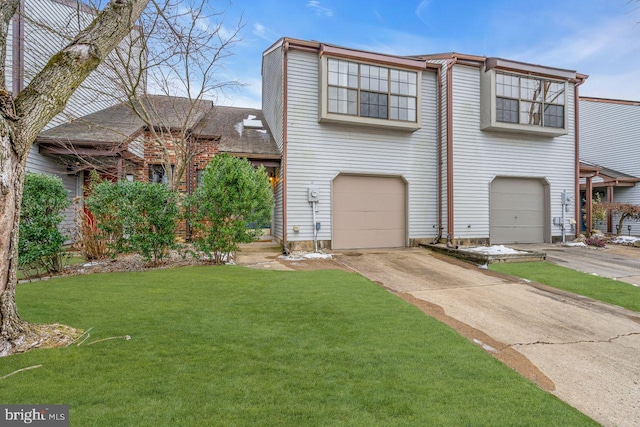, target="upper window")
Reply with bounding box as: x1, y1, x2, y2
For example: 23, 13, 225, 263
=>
481, 69, 568, 137
322, 57, 420, 129
495, 73, 565, 129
